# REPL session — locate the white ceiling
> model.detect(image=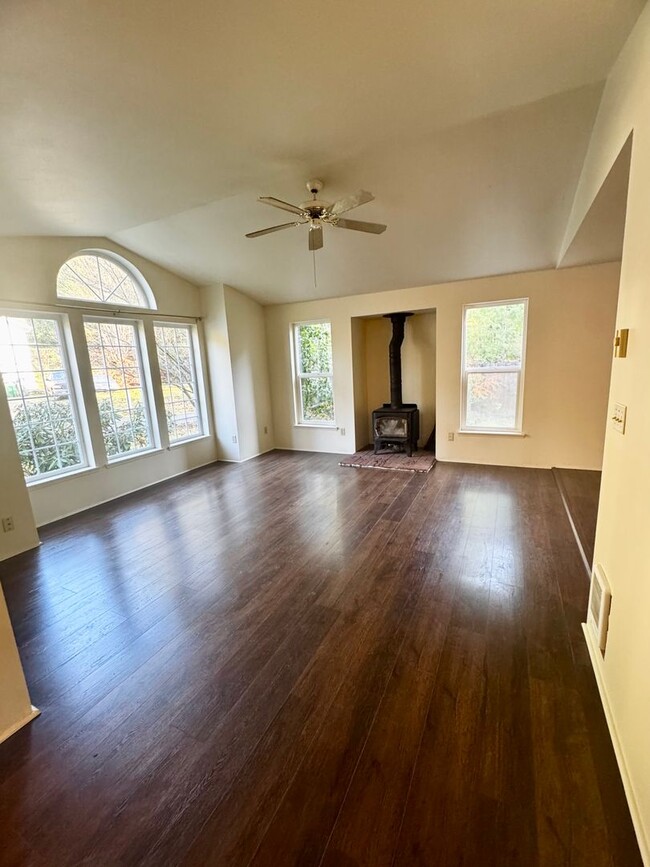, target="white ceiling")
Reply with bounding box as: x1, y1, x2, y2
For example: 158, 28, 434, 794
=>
0, 0, 645, 303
